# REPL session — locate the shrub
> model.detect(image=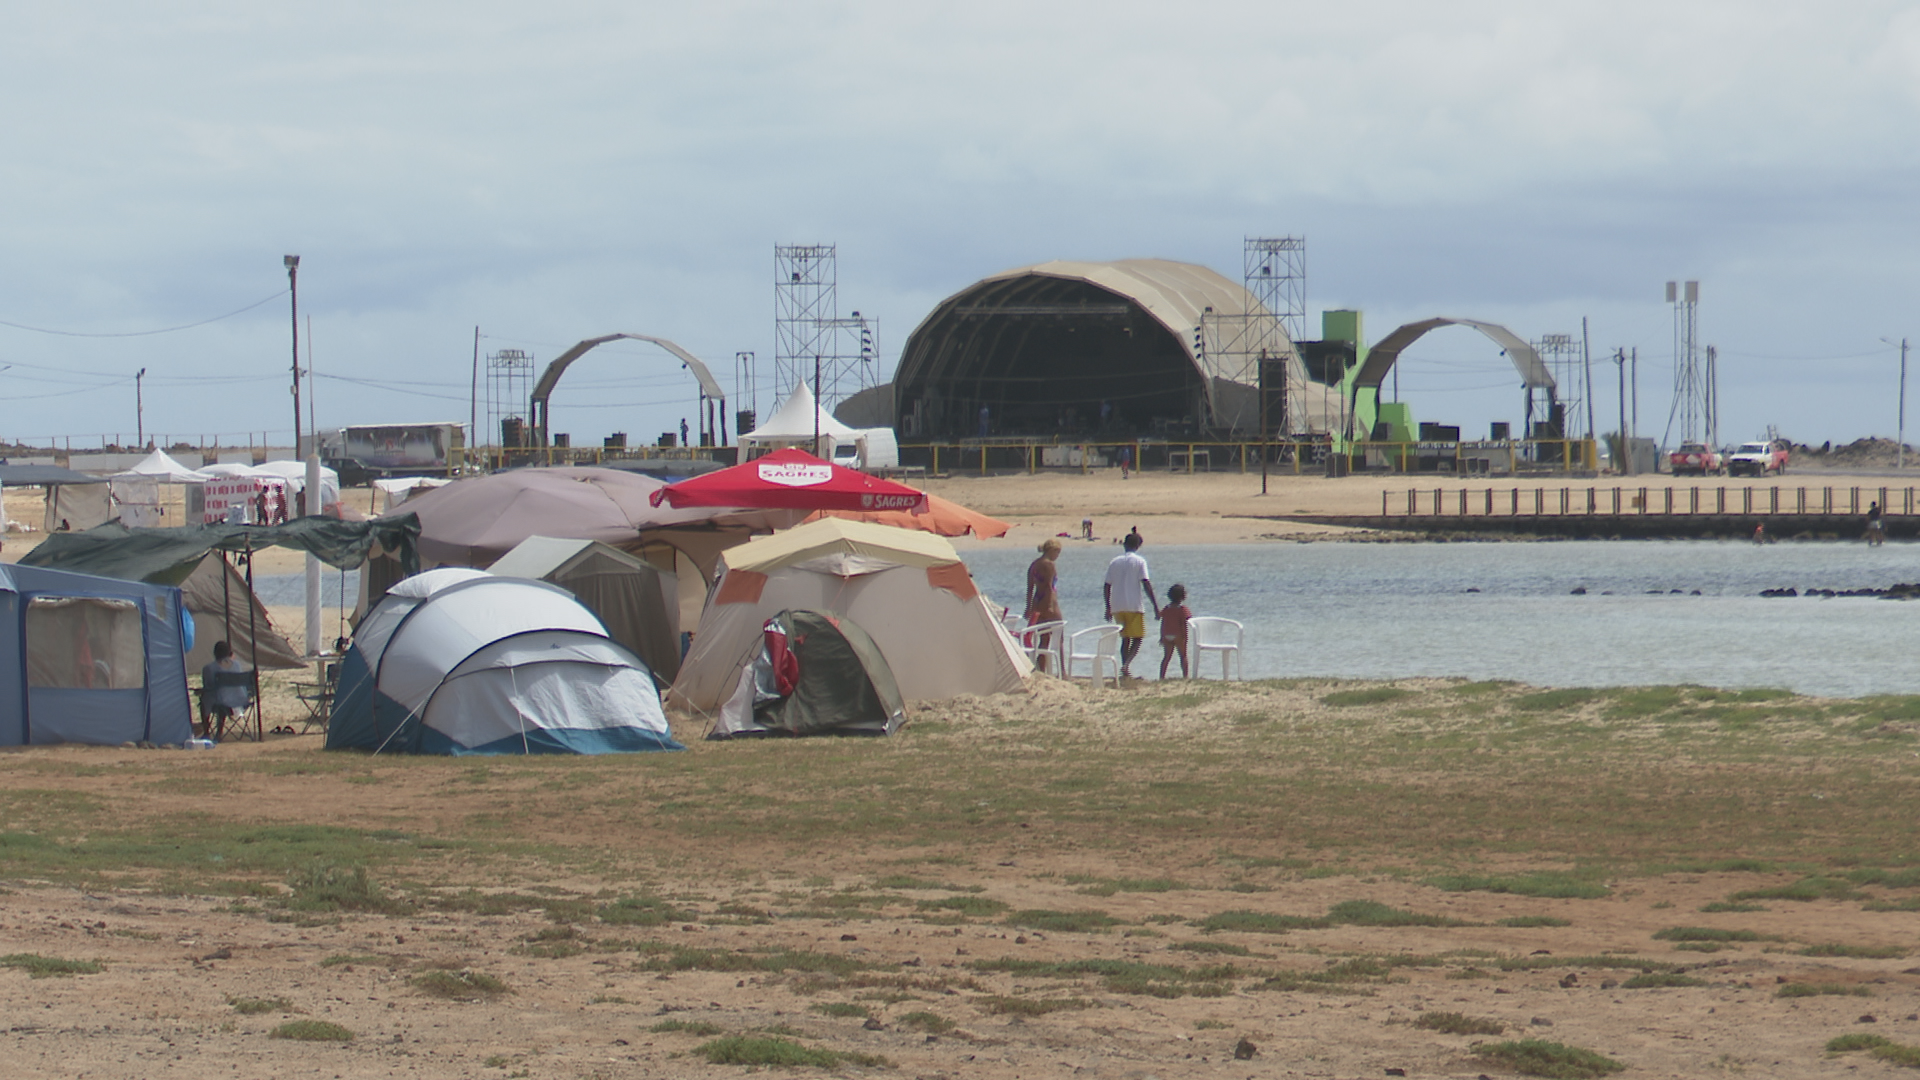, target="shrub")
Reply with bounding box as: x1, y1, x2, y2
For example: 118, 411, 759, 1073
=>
896, 1011, 954, 1033
596, 895, 690, 926
1776, 982, 1871, 998
0, 954, 101, 978
1327, 899, 1462, 927
286, 862, 409, 914
1652, 926, 1761, 942
269, 1020, 354, 1041
1004, 909, 1121, 933
410, 969, 510, 998
649, 1018, 725, 1036
1195, 910, 1329, 934
1414, 1011, 1503, 1036
228, 996, 292, 1015
1621, 972, 1707, 989
1473, 1038, 1624, 1078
